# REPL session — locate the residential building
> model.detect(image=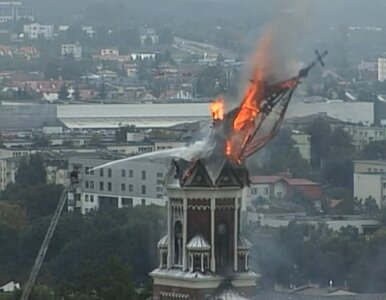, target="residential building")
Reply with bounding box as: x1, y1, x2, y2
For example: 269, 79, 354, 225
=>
247, 174, 322, 209
354, 160, 386, 174
344, 125, 386, 150
353, 160, 386, 209
68, 157, 167, 214
23, 23, 54, 39
61, 43, 82, 60
0, 2, 33, 23
92, 48, 130, 63
291, 131, 311, 162
378, 58, 386, 82
0, 157, 18, 190
130, 53, 157, 61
